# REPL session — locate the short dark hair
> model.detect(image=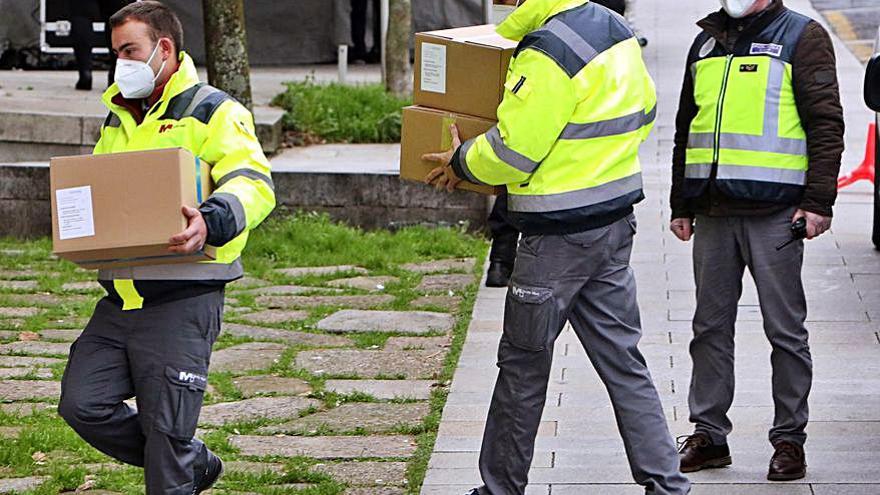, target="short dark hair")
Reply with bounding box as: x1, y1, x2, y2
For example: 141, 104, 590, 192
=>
109, 1, 184, 53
